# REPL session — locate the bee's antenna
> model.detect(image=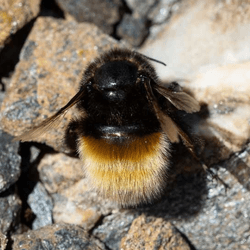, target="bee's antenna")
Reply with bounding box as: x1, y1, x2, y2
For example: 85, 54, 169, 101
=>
143, 55, 167, 66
